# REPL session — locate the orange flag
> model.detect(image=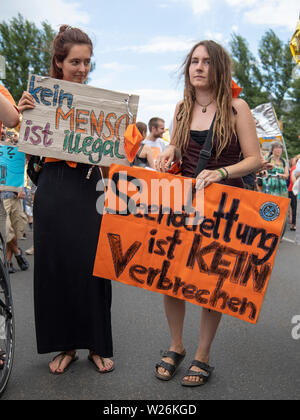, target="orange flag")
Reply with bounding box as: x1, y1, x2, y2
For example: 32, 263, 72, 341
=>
231, 80, 242, 98
124, 124, 143, 163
